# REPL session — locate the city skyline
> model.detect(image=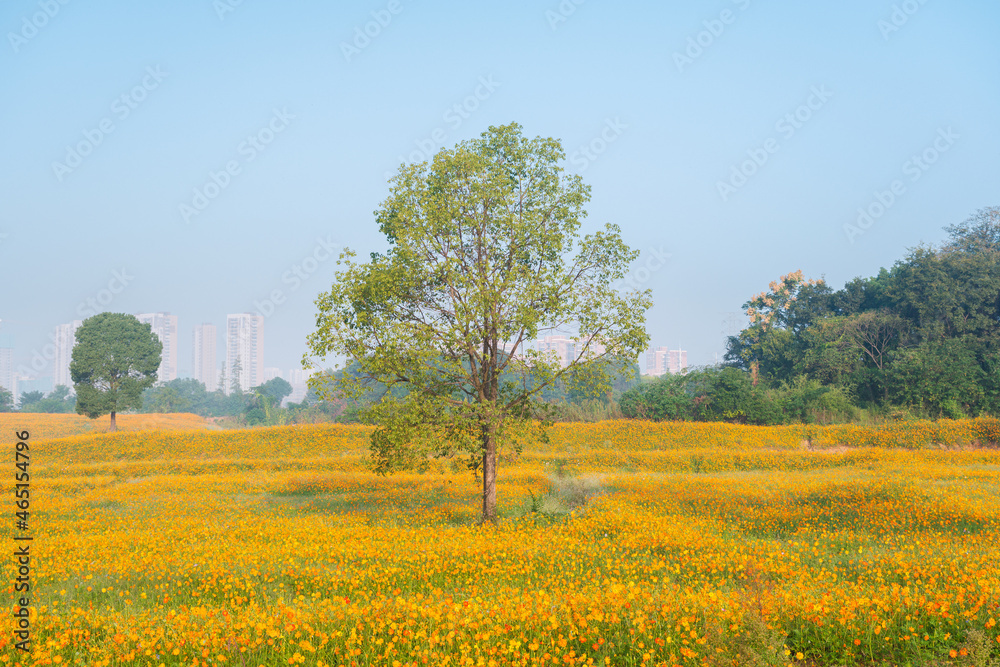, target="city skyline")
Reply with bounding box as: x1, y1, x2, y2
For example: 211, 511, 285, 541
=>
225, 312, 264, 394
1, 309, 689, 406
2, 4, 995, 383
137, 312, 179, 382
